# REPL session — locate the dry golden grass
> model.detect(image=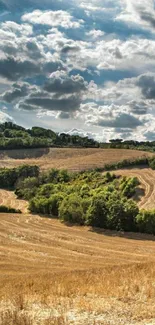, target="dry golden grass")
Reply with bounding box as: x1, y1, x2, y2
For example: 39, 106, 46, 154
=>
1, 214, 155, 324
0, 148, 155, 324
0, 148, 153, 170
112, 167, 155, 210
0, 189, 28, 213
